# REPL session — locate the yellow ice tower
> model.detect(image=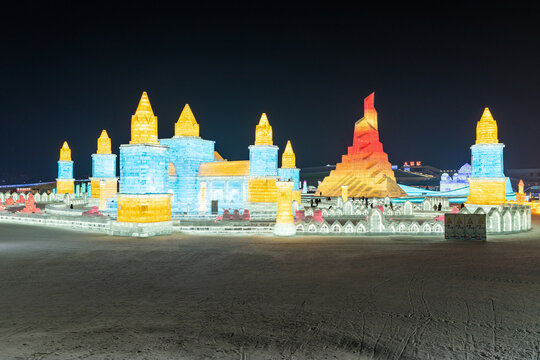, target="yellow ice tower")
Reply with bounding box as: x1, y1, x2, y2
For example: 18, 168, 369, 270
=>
274, 181, 296, 236
175, 104, 200, 137
254, 113, 273, 145
130, 91, 158, 144
476, 107, 498, 144
281, 140, 296, 168
59, 141, 71, 161
57, 141, 74, 194
97, 130, 112, 154
467, 107, 506, 205
91, 130, 118, 202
